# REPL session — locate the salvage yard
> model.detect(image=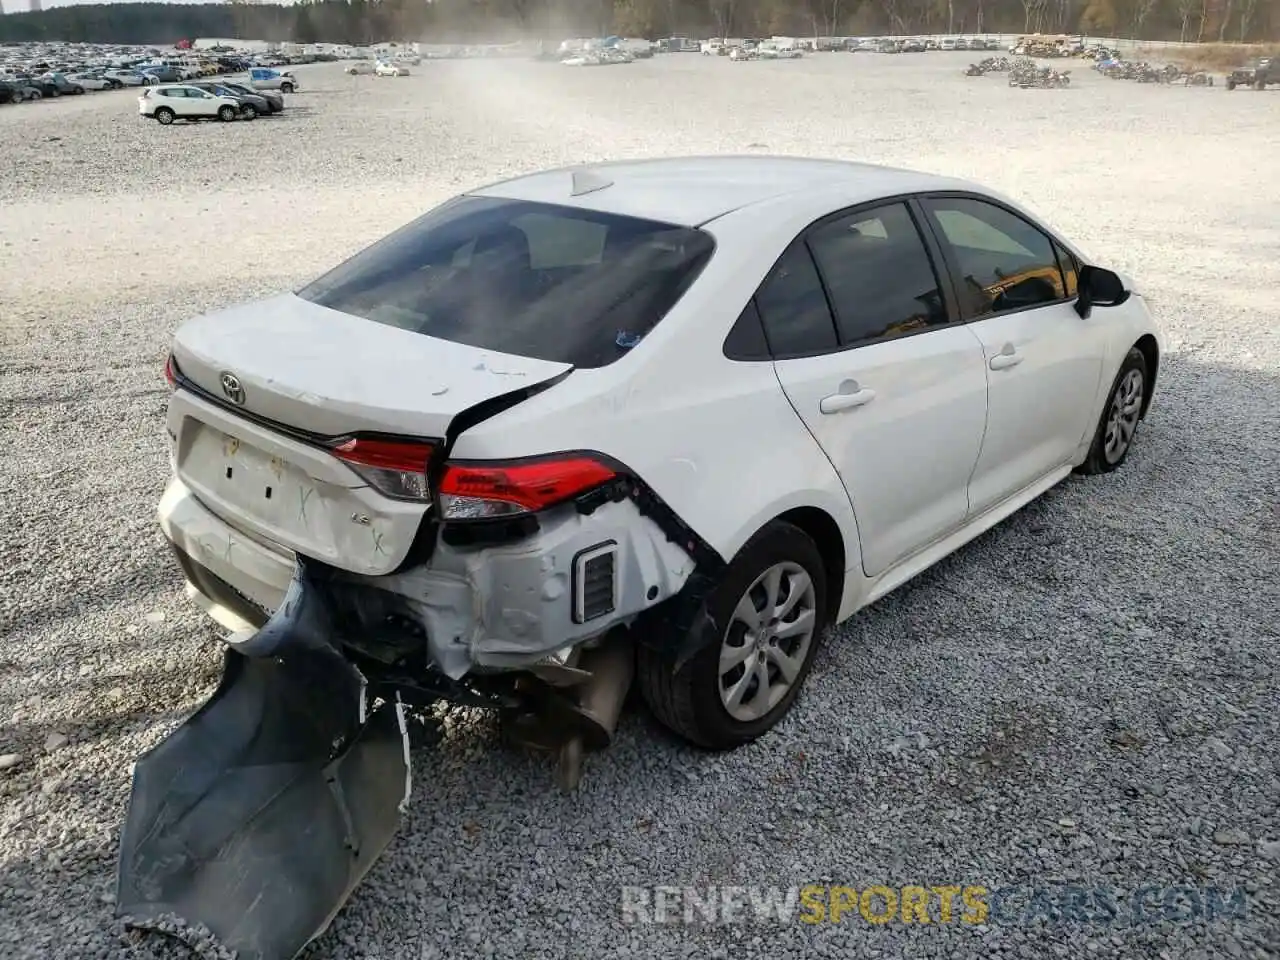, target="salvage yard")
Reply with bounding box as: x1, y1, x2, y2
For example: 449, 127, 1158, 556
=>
1, 52, 1279, 959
